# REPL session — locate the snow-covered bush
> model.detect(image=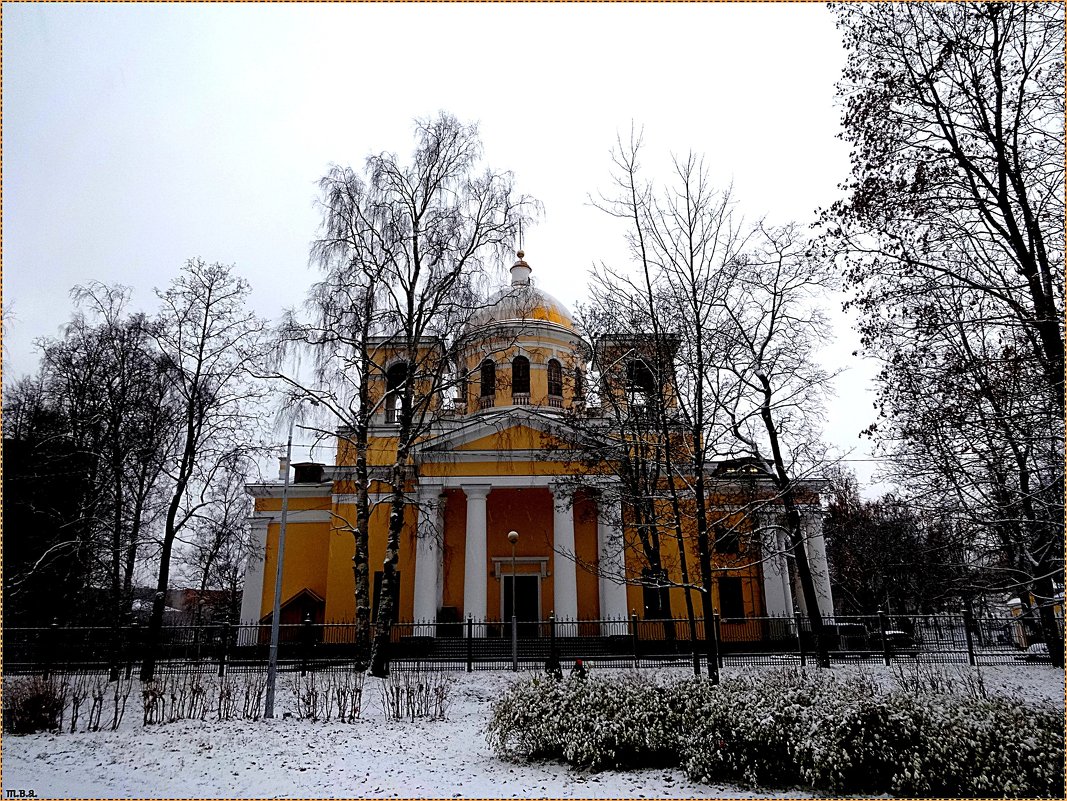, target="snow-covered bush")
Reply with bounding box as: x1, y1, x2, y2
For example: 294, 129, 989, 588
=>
487, 672, 683, 770
676, 668, 877, 789
890, 695, 1064, 797
3, 675, 68, 734
680, 670, 1063, 797
487, 668, 1065, 797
